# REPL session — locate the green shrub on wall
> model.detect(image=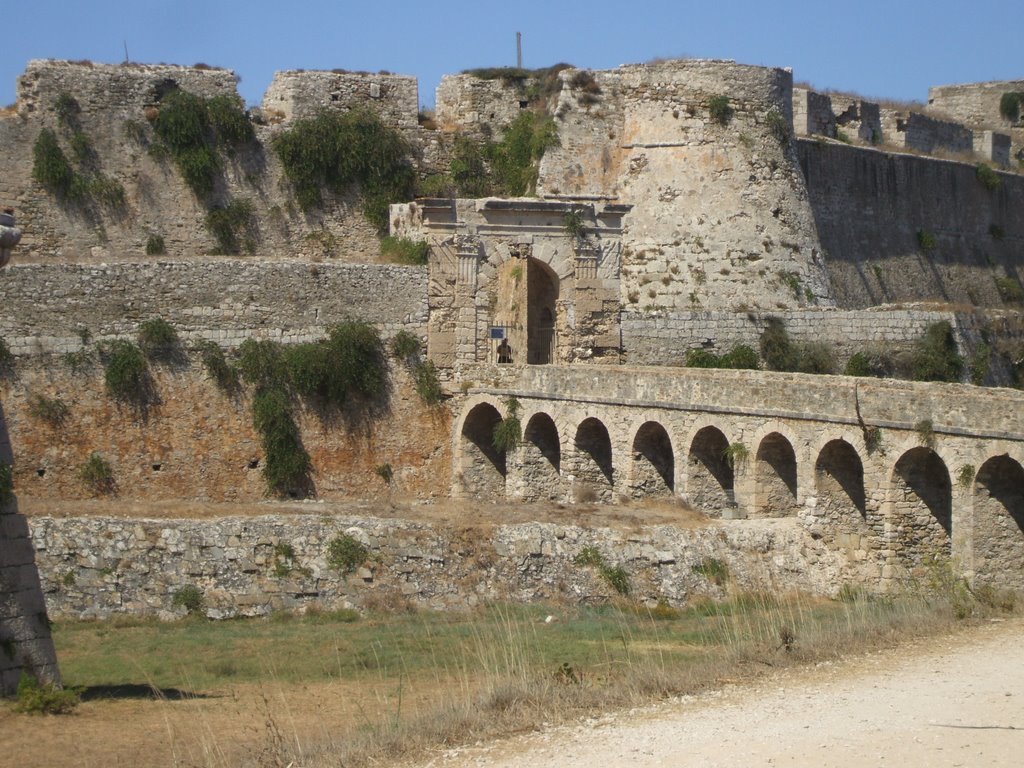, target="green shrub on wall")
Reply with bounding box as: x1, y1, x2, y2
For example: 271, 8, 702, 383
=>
708, 95, 733, 125
685, 345, 759, 370
0, 337, 13, 376
251, 386, 311, 497
485, 111, 559, 196
32, 129, 75, 196
380, 236, 429, 265
137, 317, 181, 362
205, 198, 255, 254
999, 92, 1023, 122
145, 234, 166, 255
272, 109, 415, 231
151, 88, 252, 200
326, 533, 369, 575
78, 452, 115, 496
27, 394, 70, 427
976, 163, 1001, 191
102, 340, 153, 404
911, 321, 963, 382
196, 340, 239, 394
